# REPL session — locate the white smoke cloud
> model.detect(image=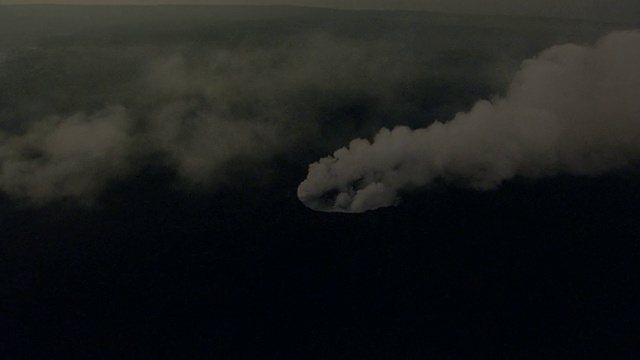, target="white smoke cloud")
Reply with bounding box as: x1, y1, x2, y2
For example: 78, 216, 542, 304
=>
298, 30, 640, 213
0, 8, 626, 206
